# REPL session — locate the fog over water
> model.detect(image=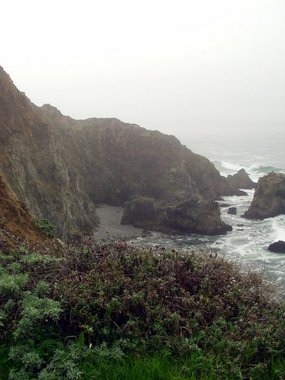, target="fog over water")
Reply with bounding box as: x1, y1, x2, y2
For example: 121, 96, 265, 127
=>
181, 124, 285, 171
